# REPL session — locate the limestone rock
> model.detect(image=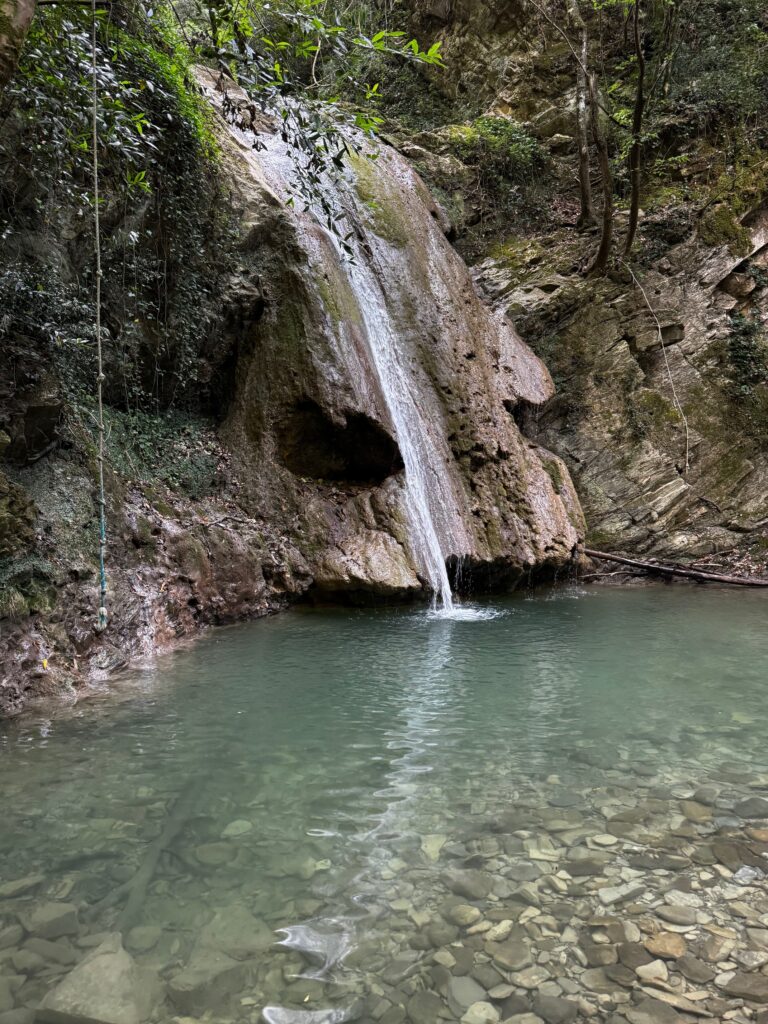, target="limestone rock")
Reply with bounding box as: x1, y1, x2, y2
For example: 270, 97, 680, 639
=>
37, 933, 161, 1024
